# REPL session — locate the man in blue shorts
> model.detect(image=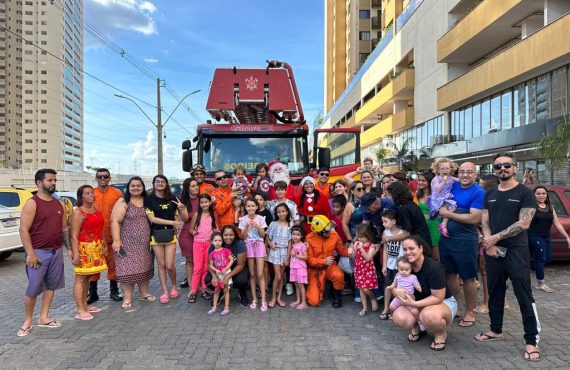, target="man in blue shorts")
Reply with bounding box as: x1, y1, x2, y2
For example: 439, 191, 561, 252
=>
439, 162, 484, 328
17, 169, 70, 337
